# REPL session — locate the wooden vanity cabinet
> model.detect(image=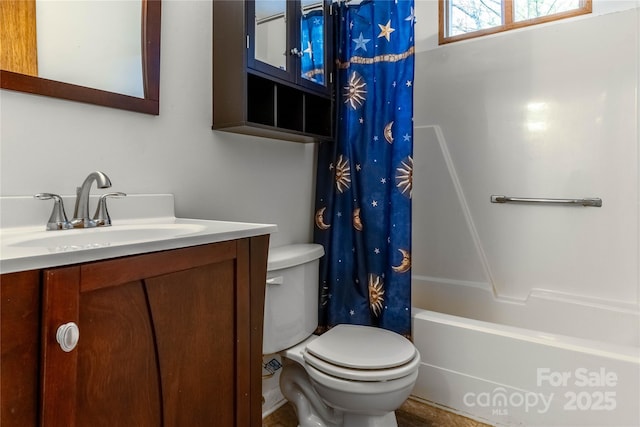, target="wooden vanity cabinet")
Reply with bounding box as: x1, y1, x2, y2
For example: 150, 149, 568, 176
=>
213, 0, 334, 143
1, 236, 269, 427
1, 270, 41, 426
